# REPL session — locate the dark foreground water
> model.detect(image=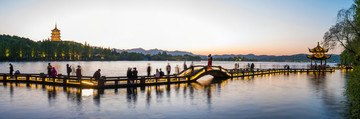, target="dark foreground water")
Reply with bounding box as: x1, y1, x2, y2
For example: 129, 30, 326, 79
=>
0, 70, 347, 119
